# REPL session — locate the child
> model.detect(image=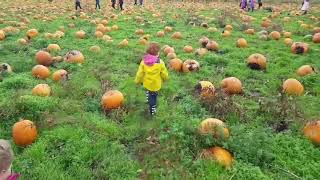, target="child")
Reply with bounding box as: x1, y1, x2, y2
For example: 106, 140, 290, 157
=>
240, 0, 247, 11
301, 0, 310, 15
0, 139, 20, 180
248, 0, 255, 12
135, 43, 169, 116
75, 0, 82, 10
95, 0, 101, 9
258, 0, 262, 9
